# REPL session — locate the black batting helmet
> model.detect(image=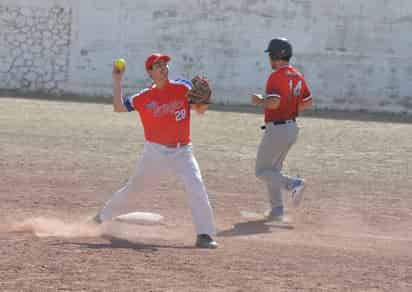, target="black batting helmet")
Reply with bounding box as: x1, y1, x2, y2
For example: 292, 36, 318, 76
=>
265, 37, 293, 60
